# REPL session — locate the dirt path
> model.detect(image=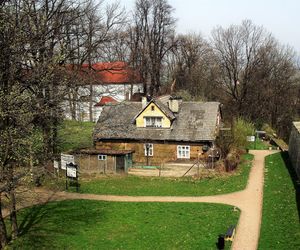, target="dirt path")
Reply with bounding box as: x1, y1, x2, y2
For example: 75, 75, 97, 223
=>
2, 150, 278, 250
